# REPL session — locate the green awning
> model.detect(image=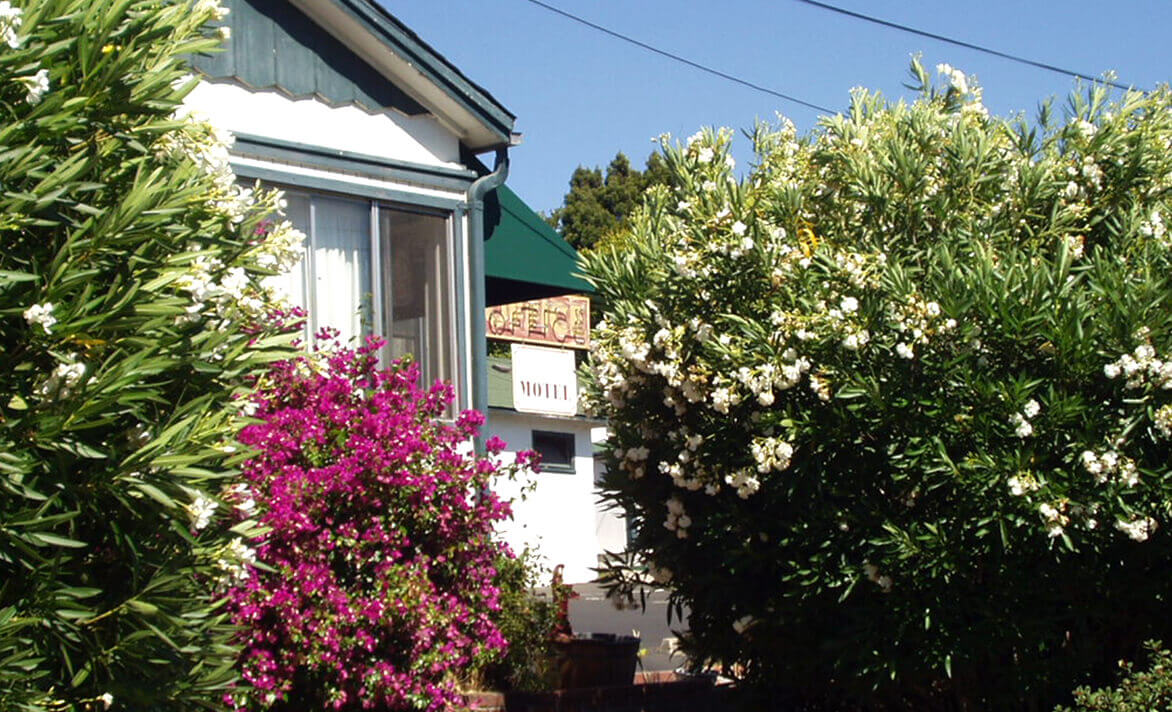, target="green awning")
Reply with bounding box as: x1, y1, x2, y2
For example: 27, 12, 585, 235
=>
484, 185, 593, 306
